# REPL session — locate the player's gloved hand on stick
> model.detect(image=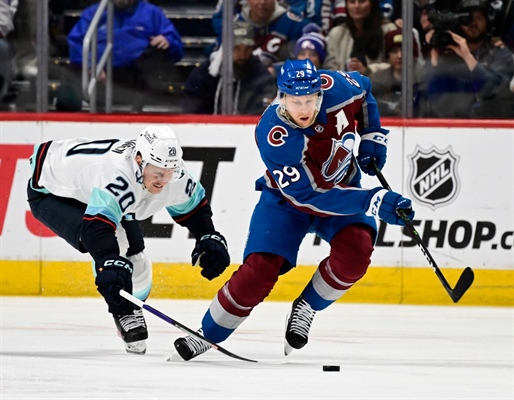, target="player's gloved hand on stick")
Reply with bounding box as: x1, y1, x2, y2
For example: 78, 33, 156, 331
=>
357, 129, 388, 176
95, 255, 135, 314
369, 189, 415, 226
192, 232, 230, 280
377, 190, 415, 226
